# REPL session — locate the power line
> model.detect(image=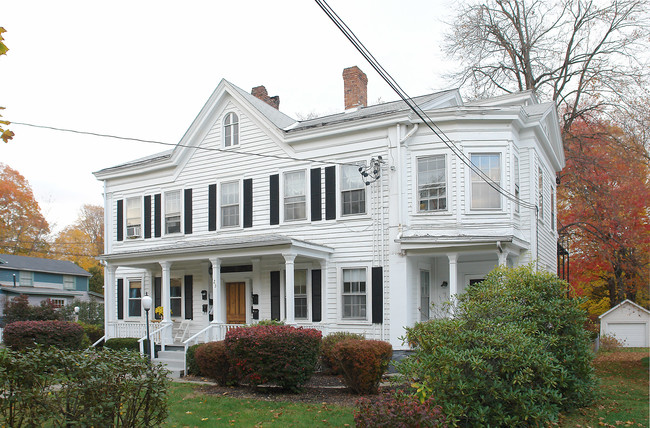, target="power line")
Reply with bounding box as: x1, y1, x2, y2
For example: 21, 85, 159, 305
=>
314, 0, 538, 211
